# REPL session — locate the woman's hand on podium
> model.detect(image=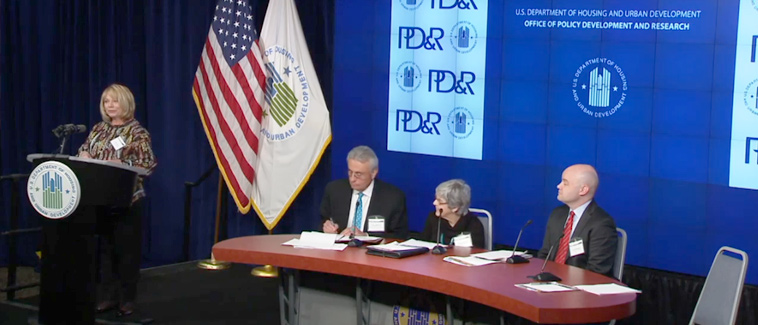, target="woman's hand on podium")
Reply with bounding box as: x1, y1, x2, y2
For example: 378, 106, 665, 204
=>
79, 151, 91, 158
